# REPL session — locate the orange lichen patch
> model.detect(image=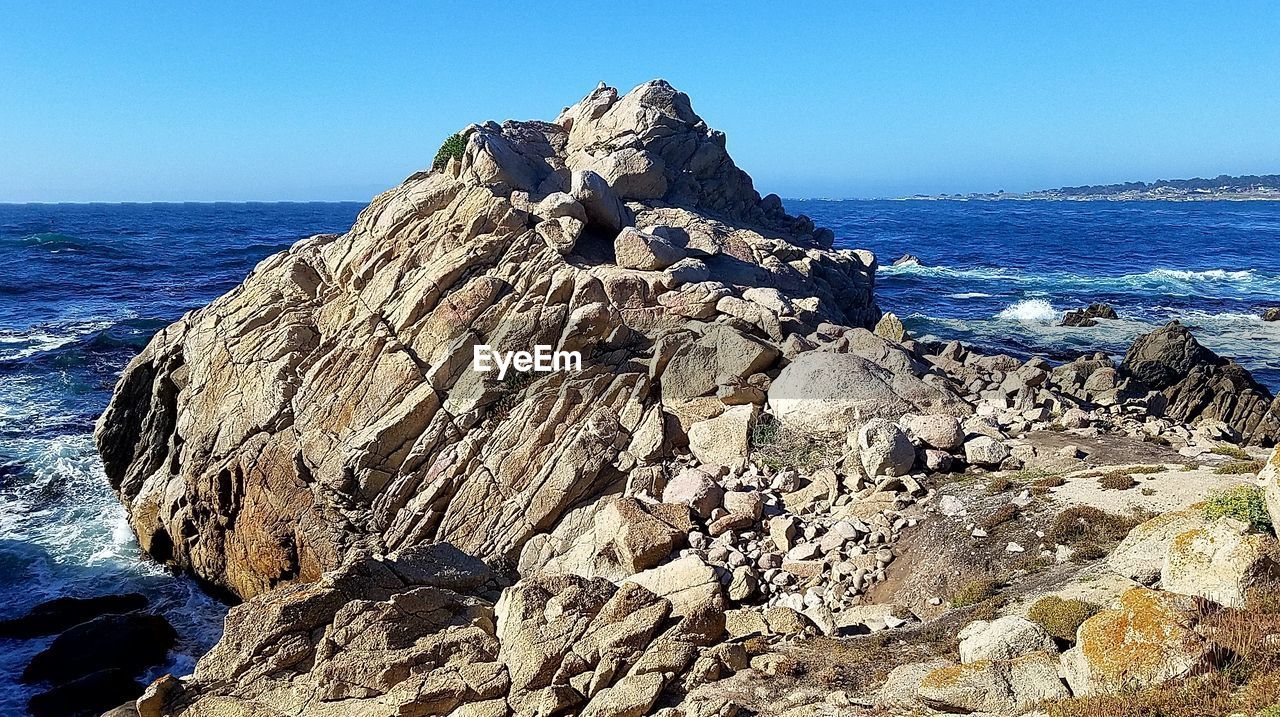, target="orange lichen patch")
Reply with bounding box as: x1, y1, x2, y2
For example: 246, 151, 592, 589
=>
1076, 588, 1206, 689
918, 660, 990, 690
